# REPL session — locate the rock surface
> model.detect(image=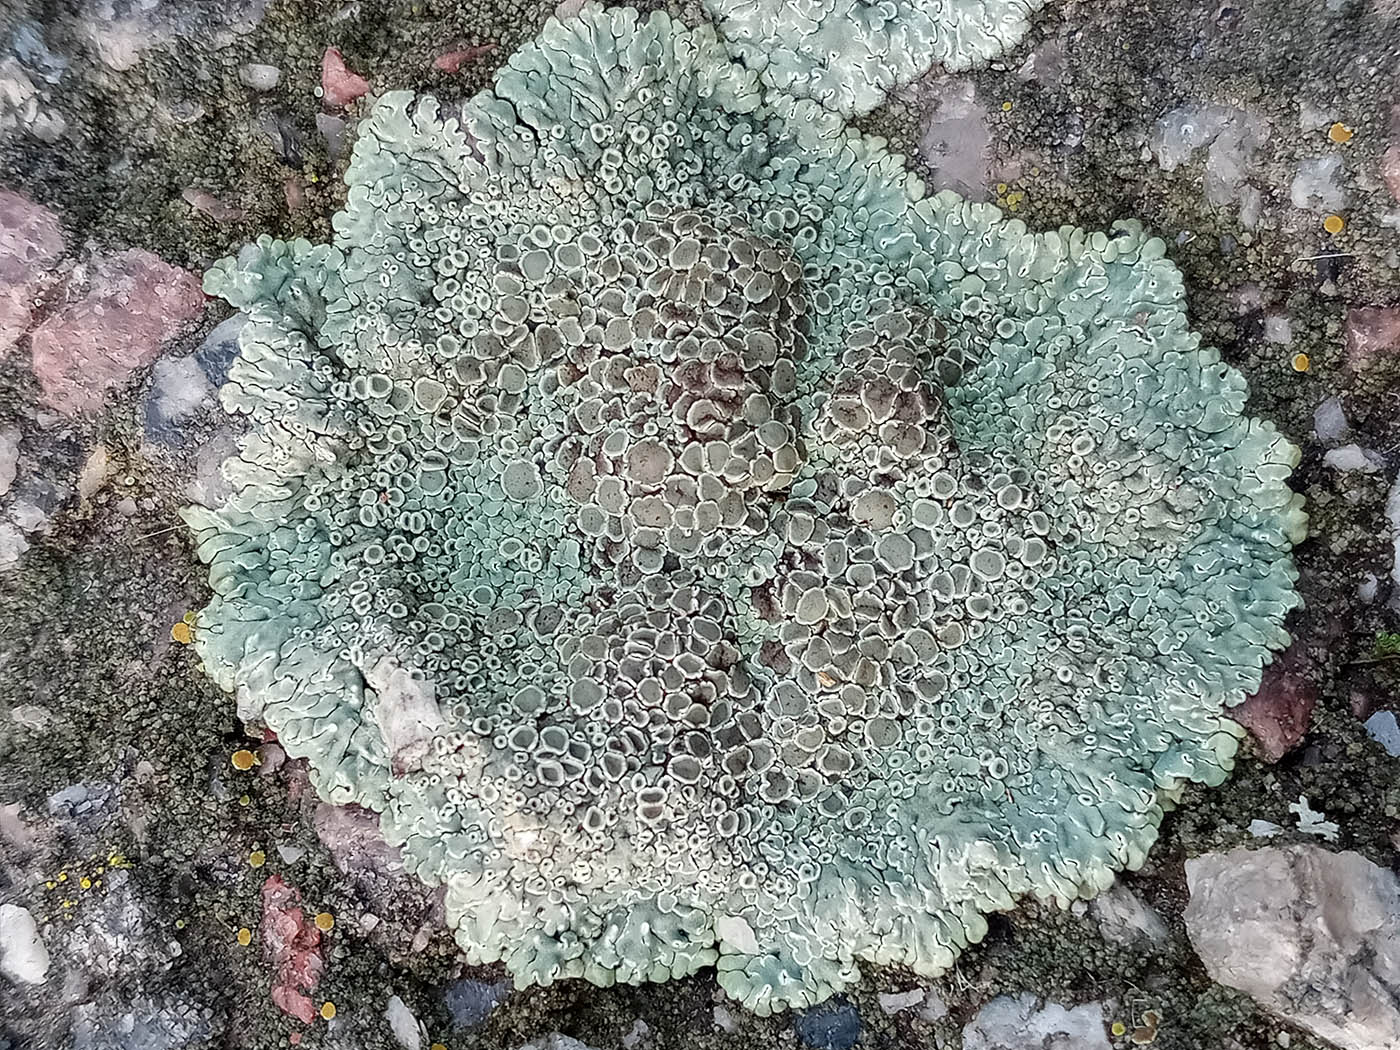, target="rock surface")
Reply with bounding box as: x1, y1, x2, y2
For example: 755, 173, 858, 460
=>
29, 249, 205, 415
1183, 845, 1400, 1050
